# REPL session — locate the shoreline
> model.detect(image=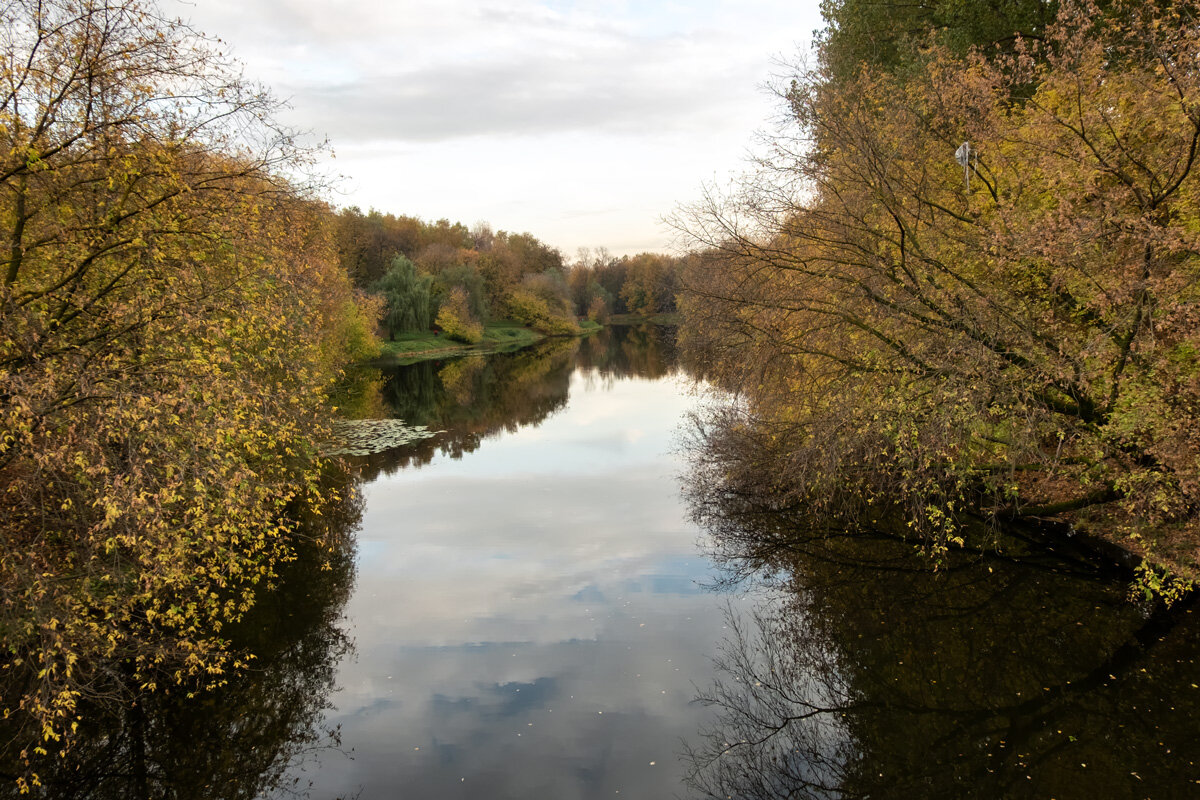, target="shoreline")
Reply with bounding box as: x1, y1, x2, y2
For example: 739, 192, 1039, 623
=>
368, 319, 604, 366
